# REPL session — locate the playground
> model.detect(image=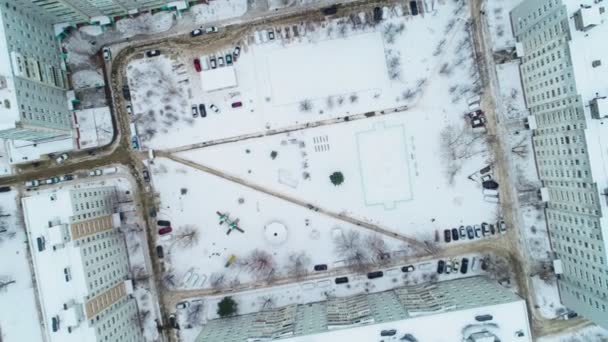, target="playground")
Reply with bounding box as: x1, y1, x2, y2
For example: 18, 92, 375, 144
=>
150, 157, 404, 290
